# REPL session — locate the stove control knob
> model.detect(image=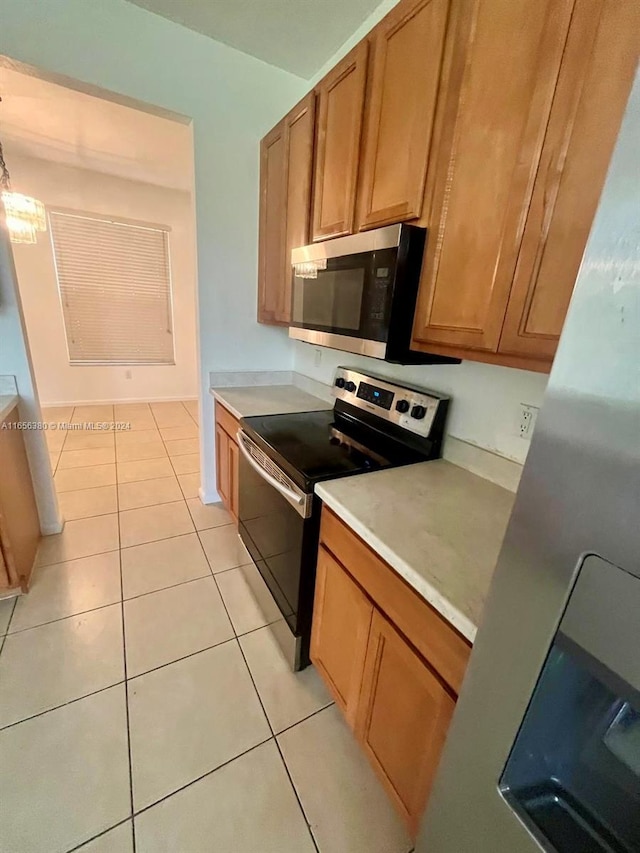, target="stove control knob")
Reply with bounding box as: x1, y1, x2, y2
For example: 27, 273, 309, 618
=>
411, 405, 427, 420
335, 377, 346, 389
395, 399, 410, 414
345, 381, 357, 393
